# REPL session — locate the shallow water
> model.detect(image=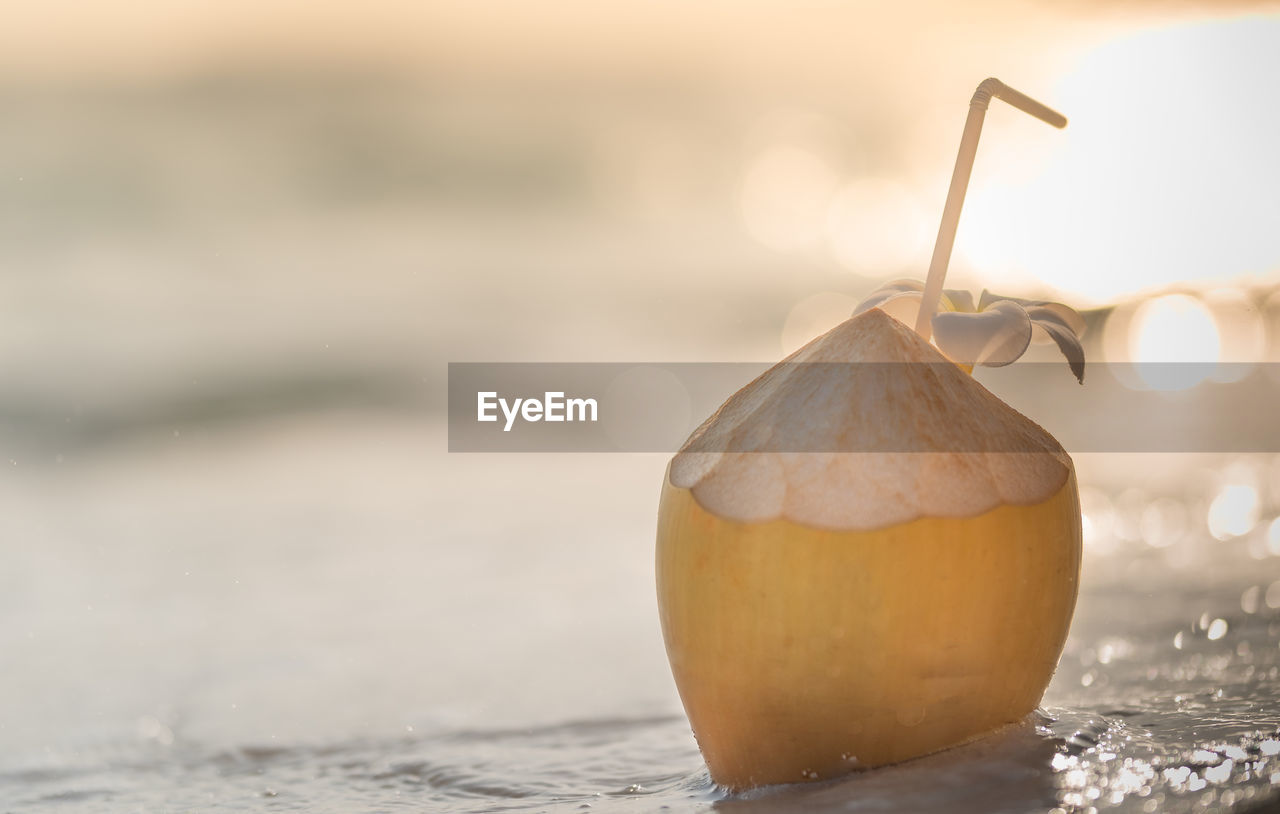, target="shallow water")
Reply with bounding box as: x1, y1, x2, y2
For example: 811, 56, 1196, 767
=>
7, 586, 1280, 813
4, 414, 1280, 812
